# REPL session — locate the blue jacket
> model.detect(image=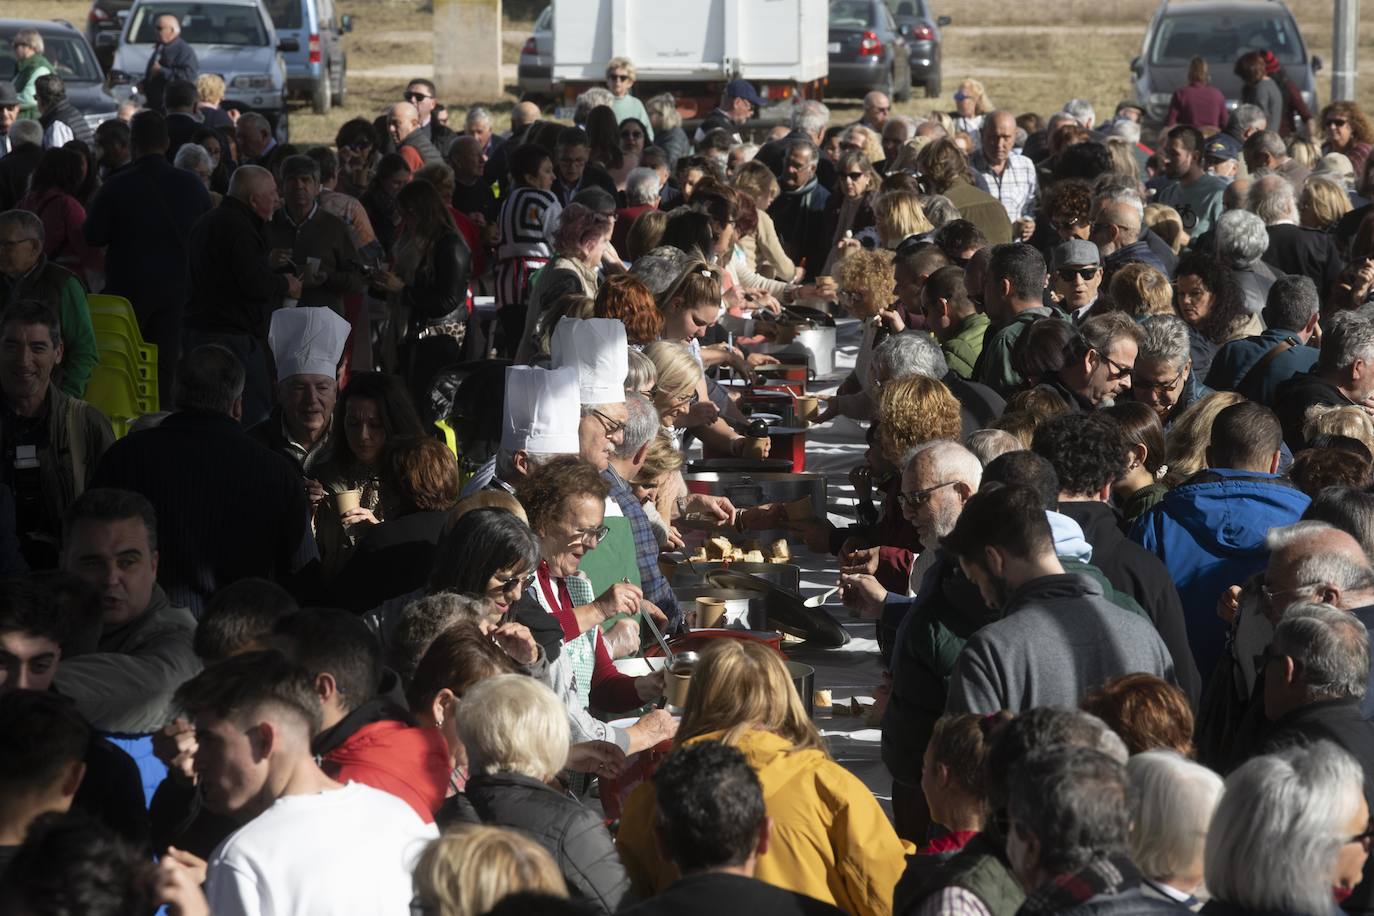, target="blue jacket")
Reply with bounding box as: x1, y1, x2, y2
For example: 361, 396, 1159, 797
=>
1205, 327, 1320, 407
1130, 469, 1309, 681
